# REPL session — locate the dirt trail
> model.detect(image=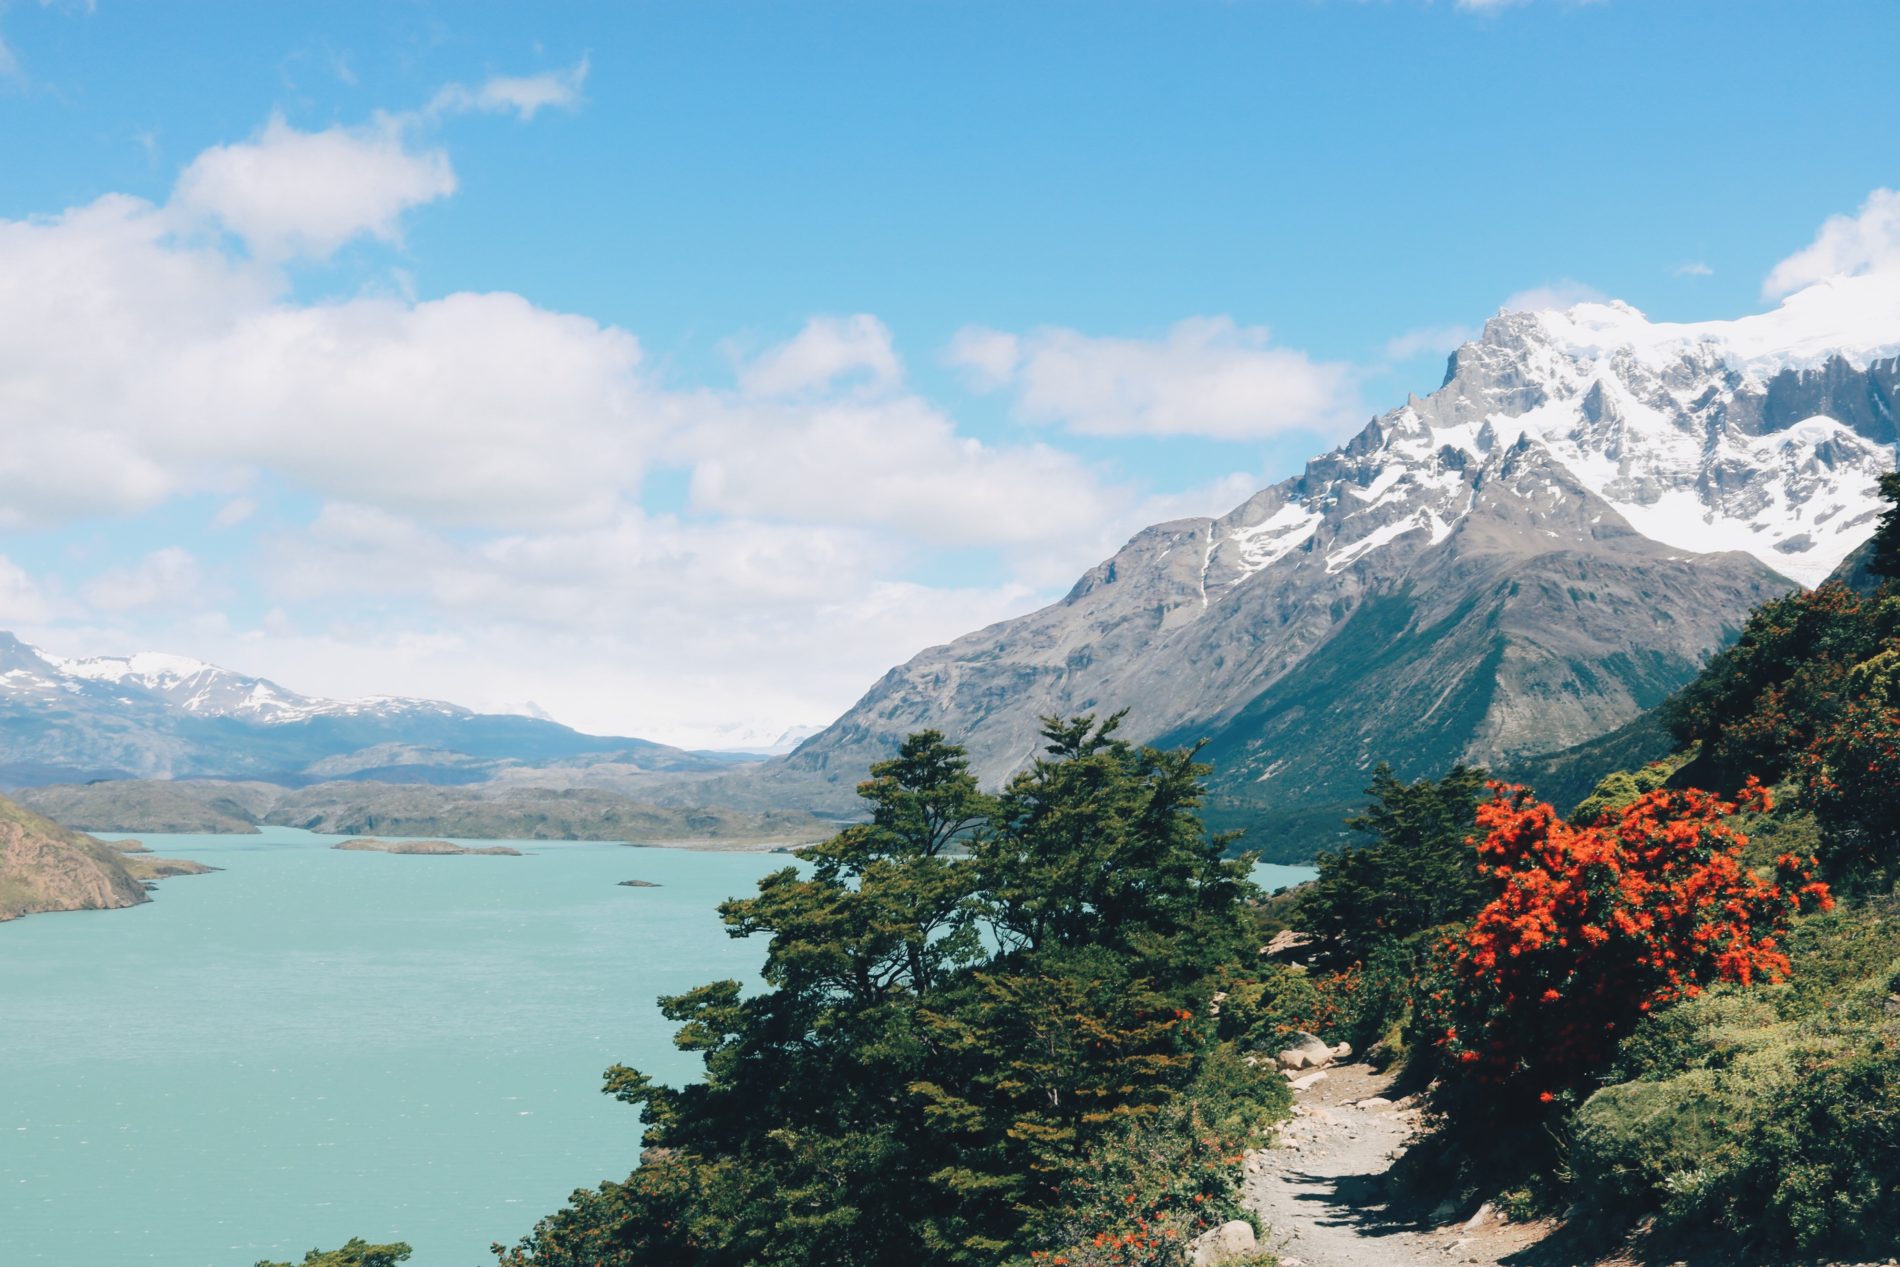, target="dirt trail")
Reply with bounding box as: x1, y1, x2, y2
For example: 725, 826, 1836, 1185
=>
1242, 1064, 1547, 1267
